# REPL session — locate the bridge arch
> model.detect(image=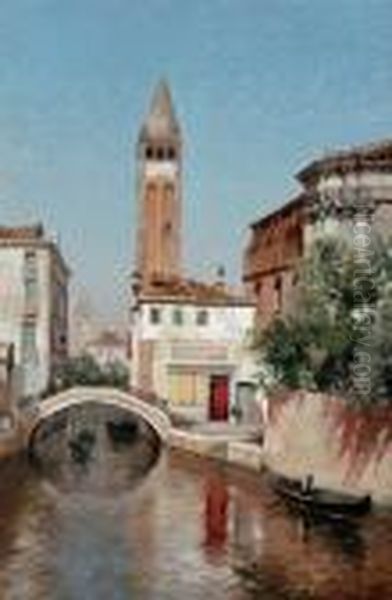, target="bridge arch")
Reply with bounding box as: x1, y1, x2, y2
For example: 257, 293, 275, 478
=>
28, 386, 171, 447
